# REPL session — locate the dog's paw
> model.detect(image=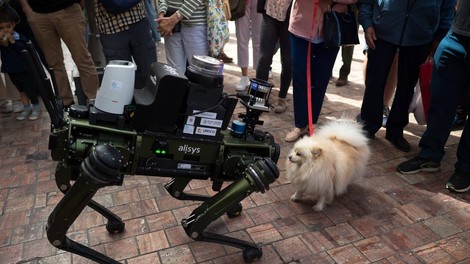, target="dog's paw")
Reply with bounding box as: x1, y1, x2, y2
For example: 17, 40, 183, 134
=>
313, 203, 324, 211
290, 193, 299, 202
